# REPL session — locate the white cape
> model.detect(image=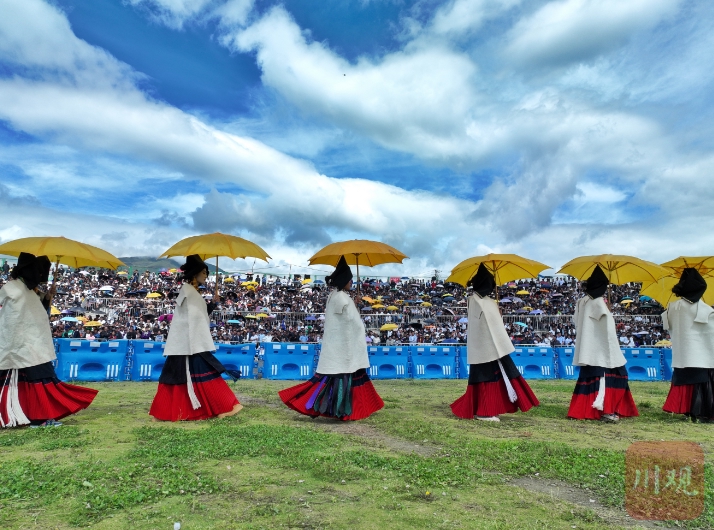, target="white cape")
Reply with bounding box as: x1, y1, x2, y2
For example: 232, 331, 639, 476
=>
316, 290, 369, 374
572, 295, 626, 368
466, 294, 514, 364
163, 284, 216, 357
662, 299, 714, 369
